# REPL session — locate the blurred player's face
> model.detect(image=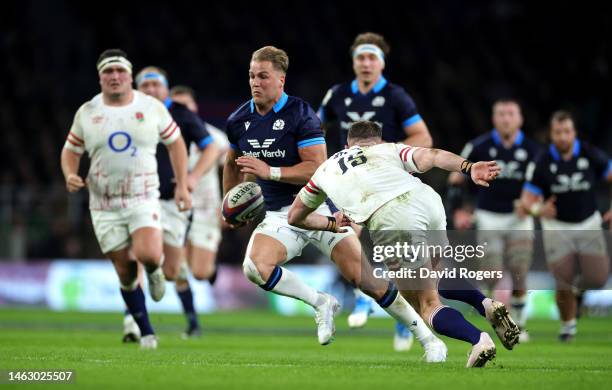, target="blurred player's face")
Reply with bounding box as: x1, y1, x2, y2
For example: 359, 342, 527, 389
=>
249, 60, 285, 107
492, 102, 523, 137
353, 53, 384, 85
171, 93, 198, 113
138, 79, 169, 102
99, 65, 132, 98
550, 119, 576, 154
